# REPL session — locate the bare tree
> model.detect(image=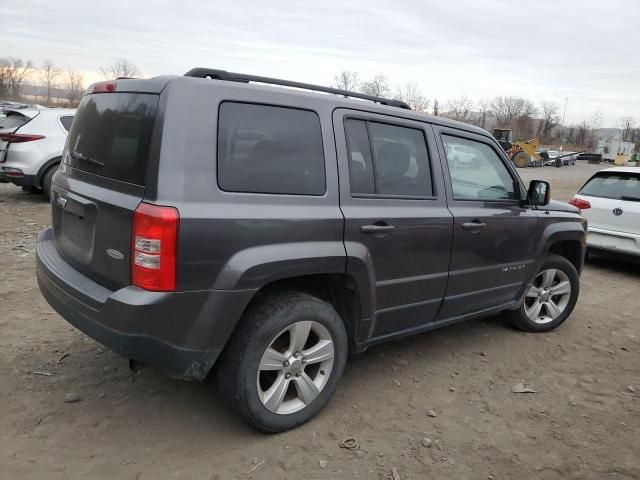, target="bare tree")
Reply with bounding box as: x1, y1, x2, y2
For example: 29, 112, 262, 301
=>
0, 58, 33, 98
66, 69, 84, 107
359, 73, 390, 97
432, 98, 439, 116
576, 121, 589, 148
476, 98, 491, 129
100, 58, 141, 79
565, 124, 576, 145
587, 111, 603, 148
333, 71, 359, 91
394, 82, 429, 112
631, 127, 640, 148
40, 60, 62, 105
589, 111, 603, 132
618, 116, 635, 142
491, 96, 535, 128
445, 95, 473, 122
540, 101, 561, 143
0, 59, 11, 97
